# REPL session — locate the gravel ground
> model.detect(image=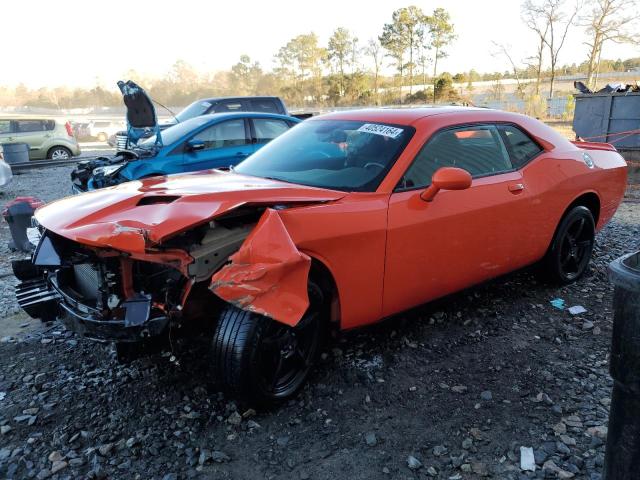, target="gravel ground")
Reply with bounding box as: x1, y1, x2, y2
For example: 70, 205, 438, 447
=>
0, 166, 76, 317
0, 165, 639, 480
